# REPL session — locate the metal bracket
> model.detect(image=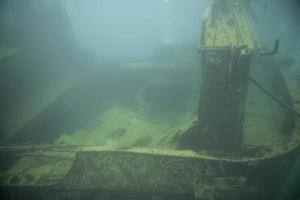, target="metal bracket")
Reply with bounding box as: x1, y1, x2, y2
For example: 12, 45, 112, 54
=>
260, 38, 280, 56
